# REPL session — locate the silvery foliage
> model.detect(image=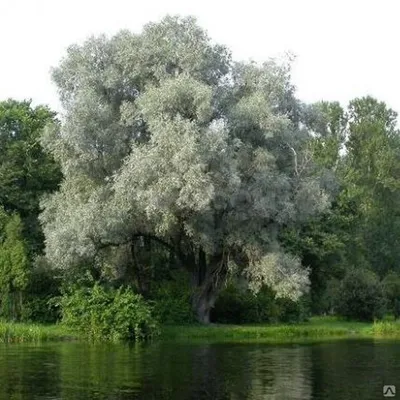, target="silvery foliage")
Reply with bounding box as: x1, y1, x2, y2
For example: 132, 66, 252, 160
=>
40, 16, 329, 299
244, 252, 310, 300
